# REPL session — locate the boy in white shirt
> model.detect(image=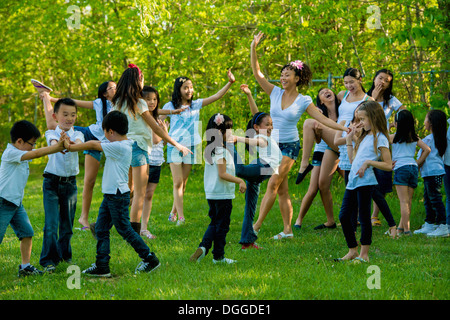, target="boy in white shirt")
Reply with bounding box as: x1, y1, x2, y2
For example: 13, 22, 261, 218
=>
64, 110, 160, 277
0, 120, 66, 277
39, 97, 84, 272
